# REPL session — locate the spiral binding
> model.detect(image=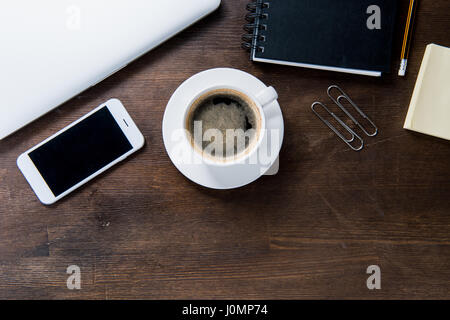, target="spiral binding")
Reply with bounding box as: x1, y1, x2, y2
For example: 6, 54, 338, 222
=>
241, 0, 269, 53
